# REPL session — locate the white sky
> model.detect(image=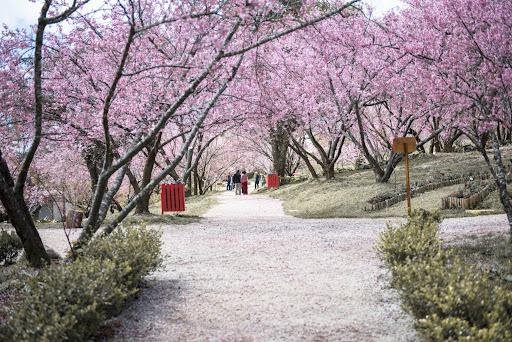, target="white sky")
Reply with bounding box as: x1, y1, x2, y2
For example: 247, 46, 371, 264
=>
0, 0, 404, 29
